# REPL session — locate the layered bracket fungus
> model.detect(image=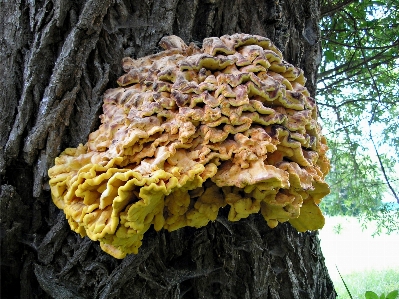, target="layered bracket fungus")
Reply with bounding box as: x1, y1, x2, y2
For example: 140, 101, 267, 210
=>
48, 34, 330, 259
